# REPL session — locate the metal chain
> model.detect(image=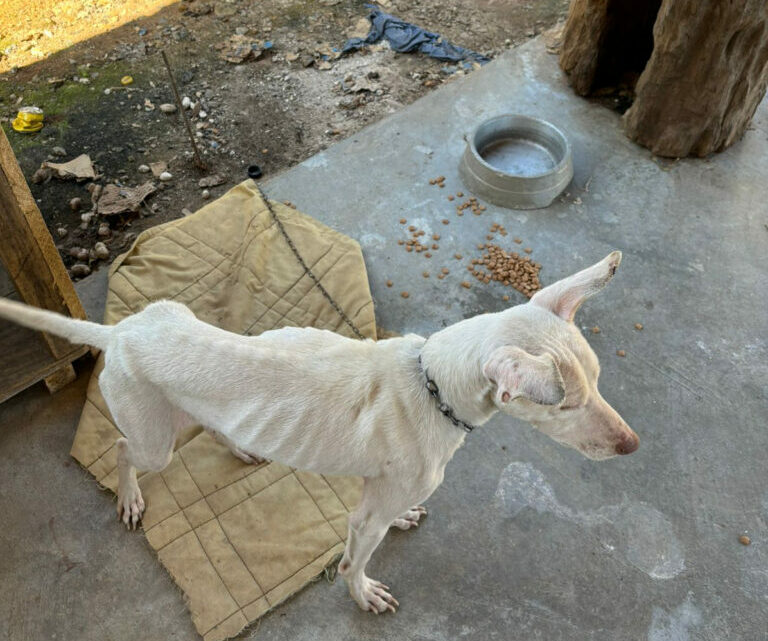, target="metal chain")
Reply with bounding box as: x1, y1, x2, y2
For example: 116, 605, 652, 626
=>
255, 185, 366, 340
